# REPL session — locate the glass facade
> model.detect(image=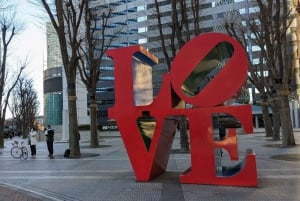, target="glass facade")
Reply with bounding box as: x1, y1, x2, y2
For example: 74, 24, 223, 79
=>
44, 22, 63, 127
91, 0, 146, 128
44, 0, 263, 129
44, 92, 63, 125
